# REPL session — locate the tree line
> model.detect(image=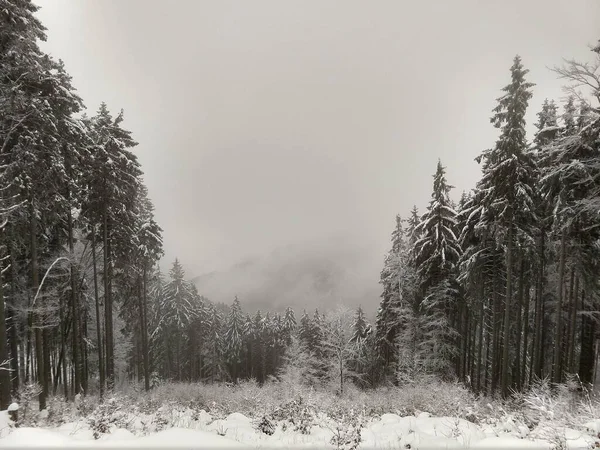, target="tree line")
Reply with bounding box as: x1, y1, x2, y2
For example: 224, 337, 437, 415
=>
375, 47, 600, 398
0, 1, 163, 409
